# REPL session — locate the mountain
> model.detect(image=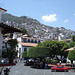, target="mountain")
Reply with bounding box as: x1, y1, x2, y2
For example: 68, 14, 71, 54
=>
2, 13, 75, 40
